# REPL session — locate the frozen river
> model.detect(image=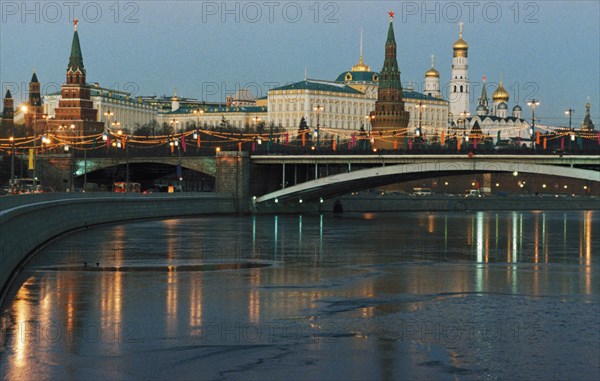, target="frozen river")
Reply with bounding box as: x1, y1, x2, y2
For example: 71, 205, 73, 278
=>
1, 211, 598, 380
